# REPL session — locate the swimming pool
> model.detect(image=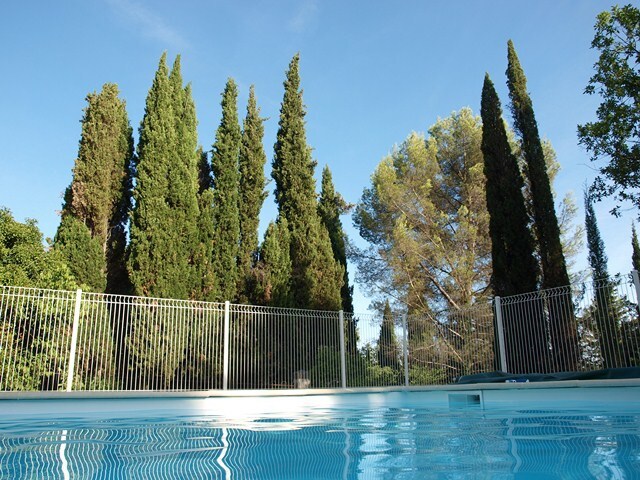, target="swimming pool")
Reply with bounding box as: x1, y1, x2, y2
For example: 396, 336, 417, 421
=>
2, 382, 640, 479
